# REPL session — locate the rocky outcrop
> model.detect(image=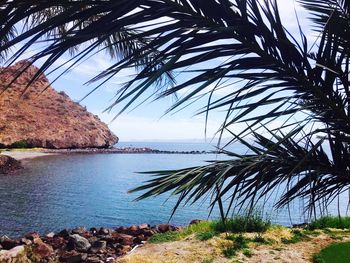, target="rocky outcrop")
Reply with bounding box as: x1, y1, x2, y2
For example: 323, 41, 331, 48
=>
0, 61, 118, 149
0, 154, 22, 174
